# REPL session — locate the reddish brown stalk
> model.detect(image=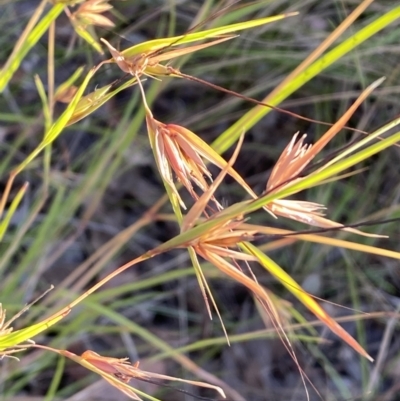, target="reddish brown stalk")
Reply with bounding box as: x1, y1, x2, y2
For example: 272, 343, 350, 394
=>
100, 24, 368, 135
164, 67, 368, 135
